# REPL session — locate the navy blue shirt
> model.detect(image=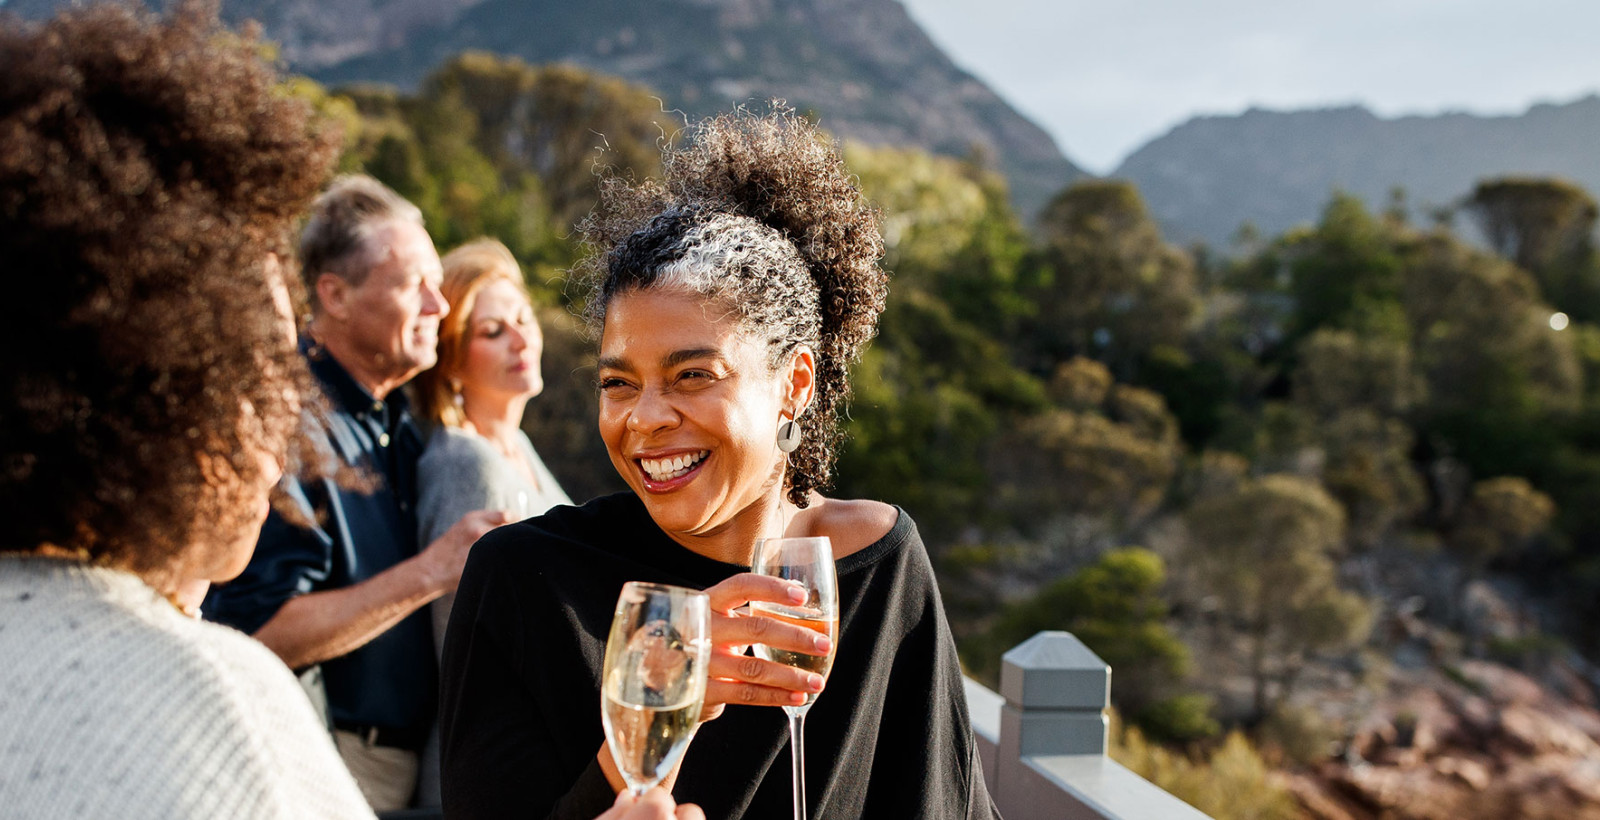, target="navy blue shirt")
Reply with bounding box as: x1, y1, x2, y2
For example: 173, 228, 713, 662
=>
206, 344, 435, 733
